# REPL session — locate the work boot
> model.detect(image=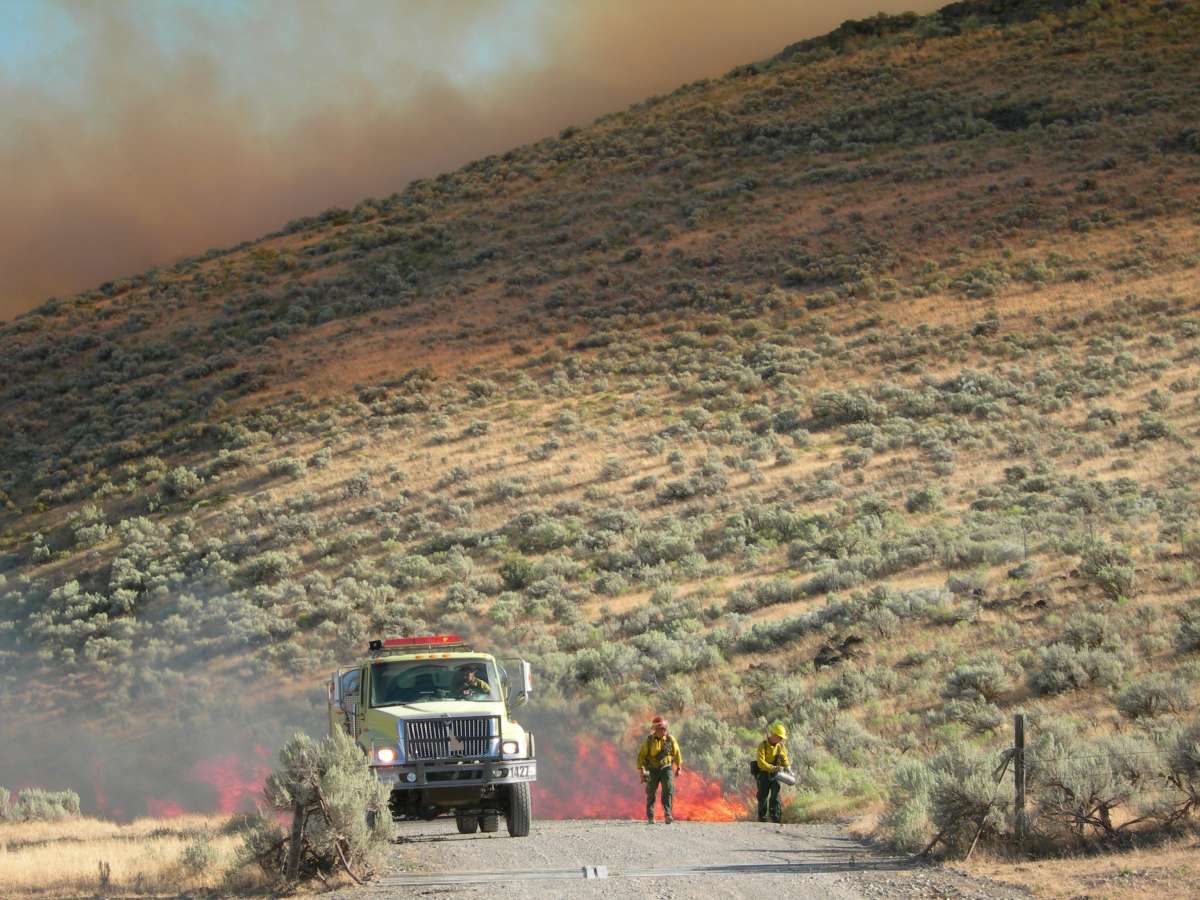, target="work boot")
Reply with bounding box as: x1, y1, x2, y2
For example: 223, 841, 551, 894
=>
664, 815, 673, 824
646, 816, 654, 824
